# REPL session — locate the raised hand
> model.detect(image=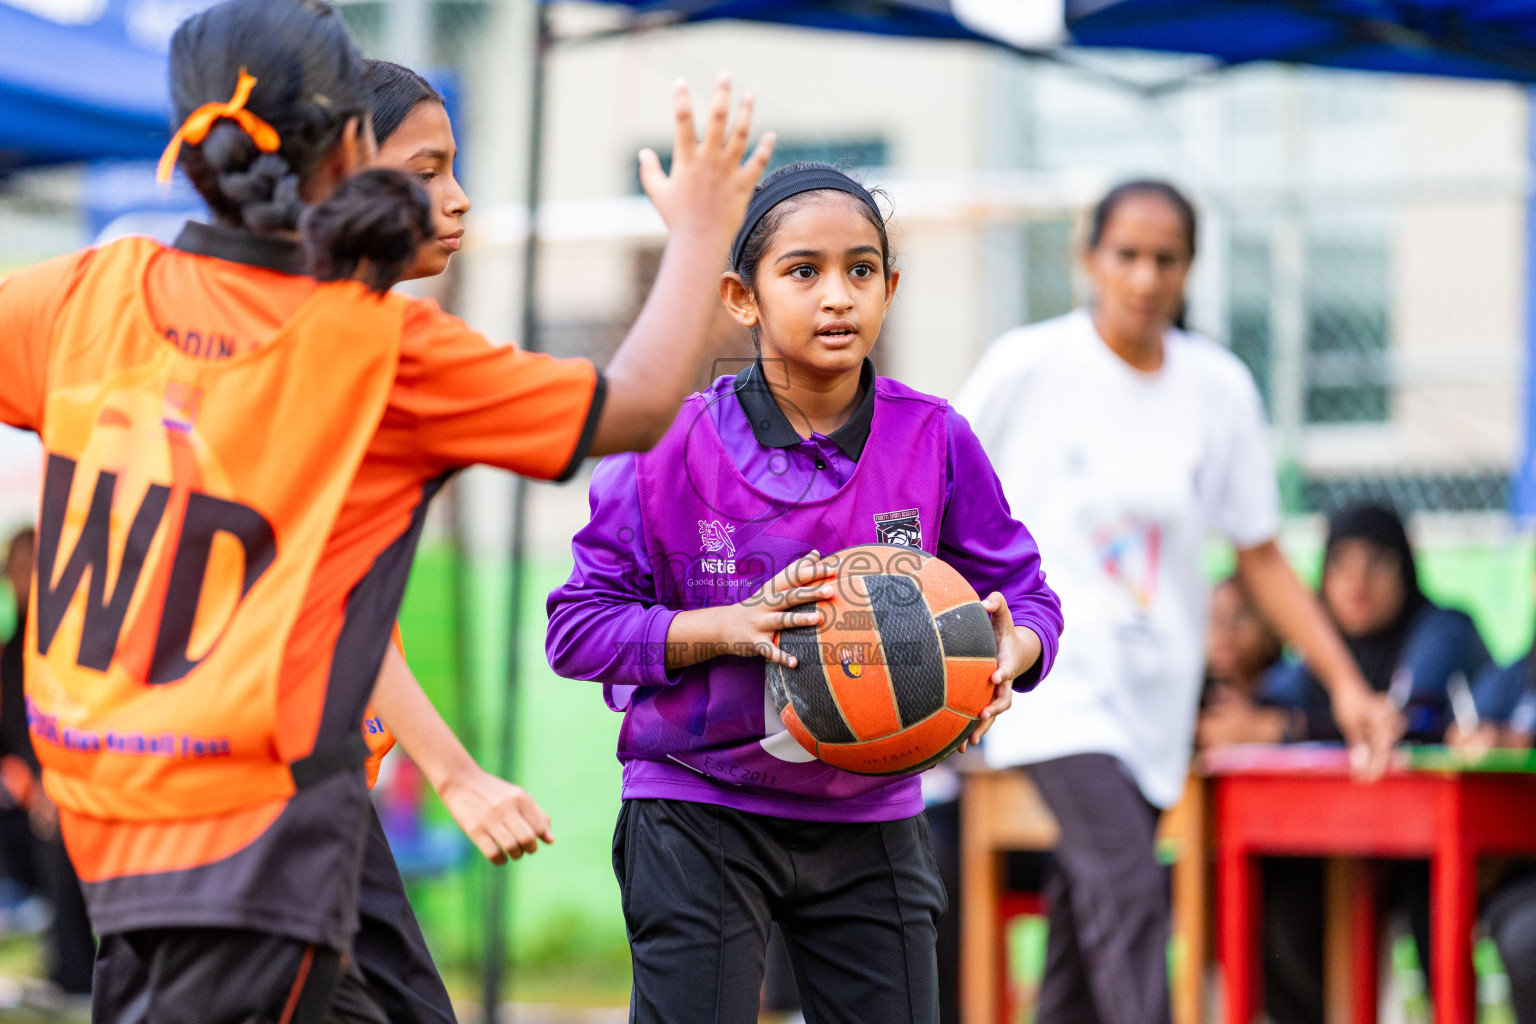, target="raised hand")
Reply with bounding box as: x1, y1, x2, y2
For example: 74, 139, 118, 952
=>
638, 73, 775, 241
592, 73, 776, 455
